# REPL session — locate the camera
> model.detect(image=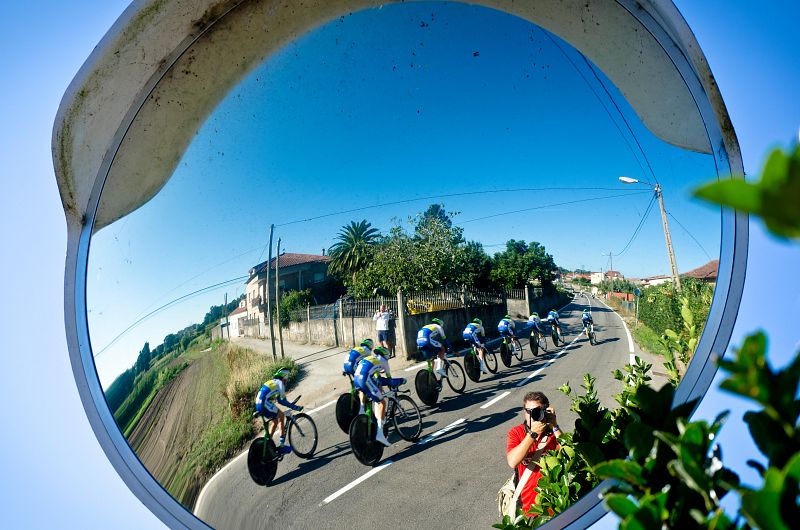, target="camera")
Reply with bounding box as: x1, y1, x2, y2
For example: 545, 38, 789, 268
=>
527, 406, 554, 424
